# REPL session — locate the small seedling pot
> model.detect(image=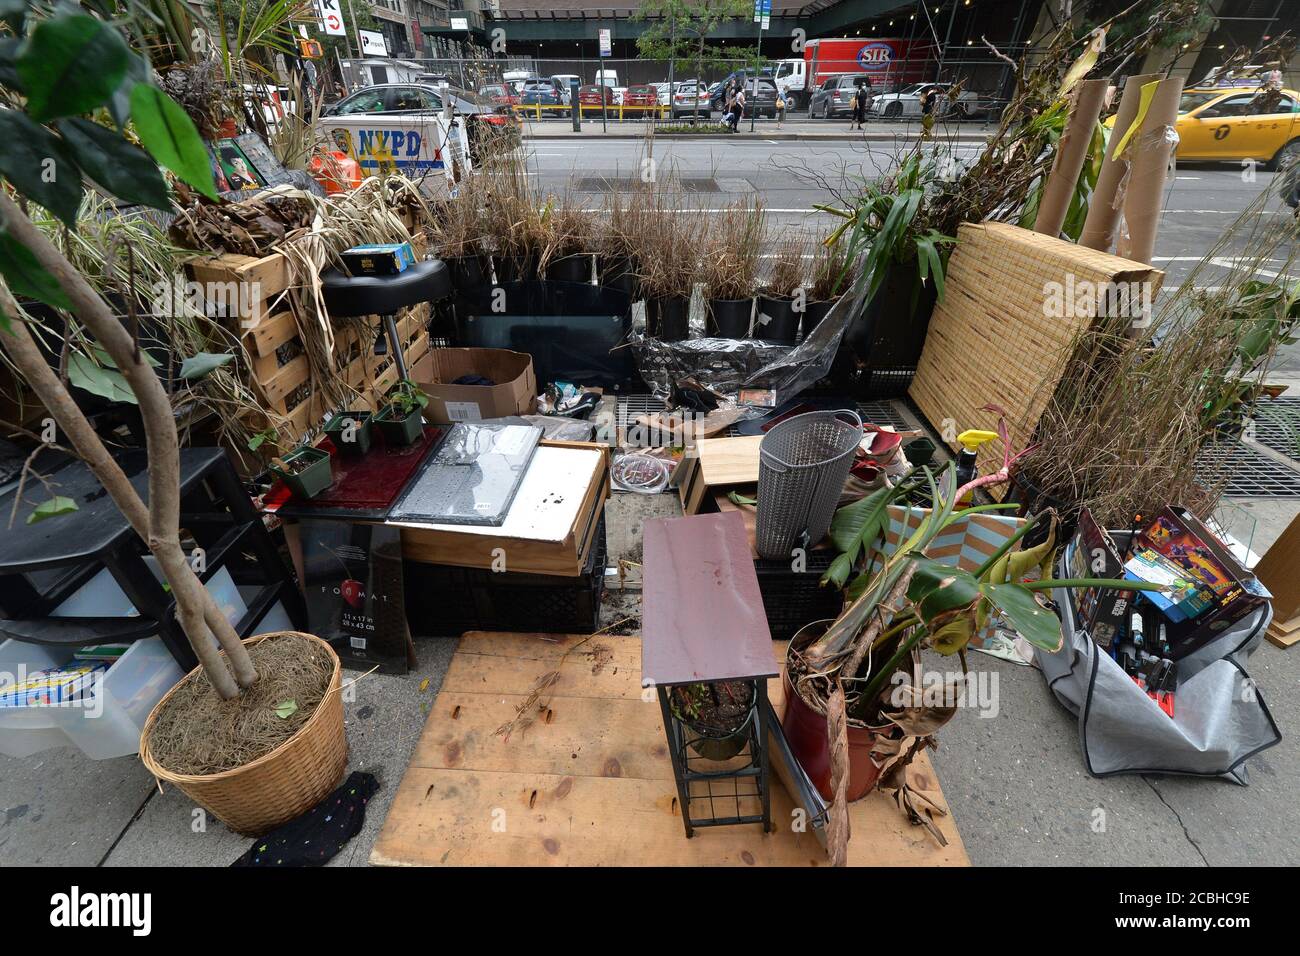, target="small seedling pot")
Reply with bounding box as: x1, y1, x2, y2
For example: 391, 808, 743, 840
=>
323, 411, 373, 457
708, 297, 753, 338
272, 448, 333, 500
375, 403, 423, 446
755, 295, 799, 343
903, 437, 936, 467
547, 253, 592, 283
